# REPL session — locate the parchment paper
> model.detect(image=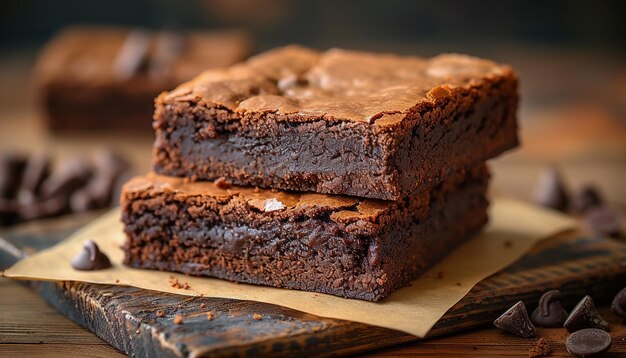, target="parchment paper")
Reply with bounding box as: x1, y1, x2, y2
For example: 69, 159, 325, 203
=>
2, 198, 575, 337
